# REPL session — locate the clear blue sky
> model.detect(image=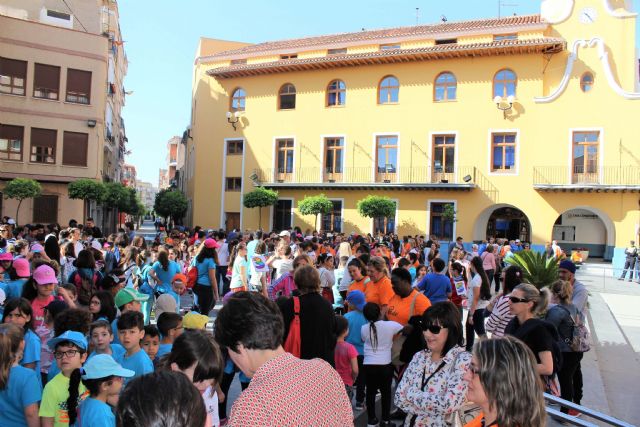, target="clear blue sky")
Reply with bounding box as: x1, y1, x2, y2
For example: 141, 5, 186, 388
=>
118, 0, 640, 184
